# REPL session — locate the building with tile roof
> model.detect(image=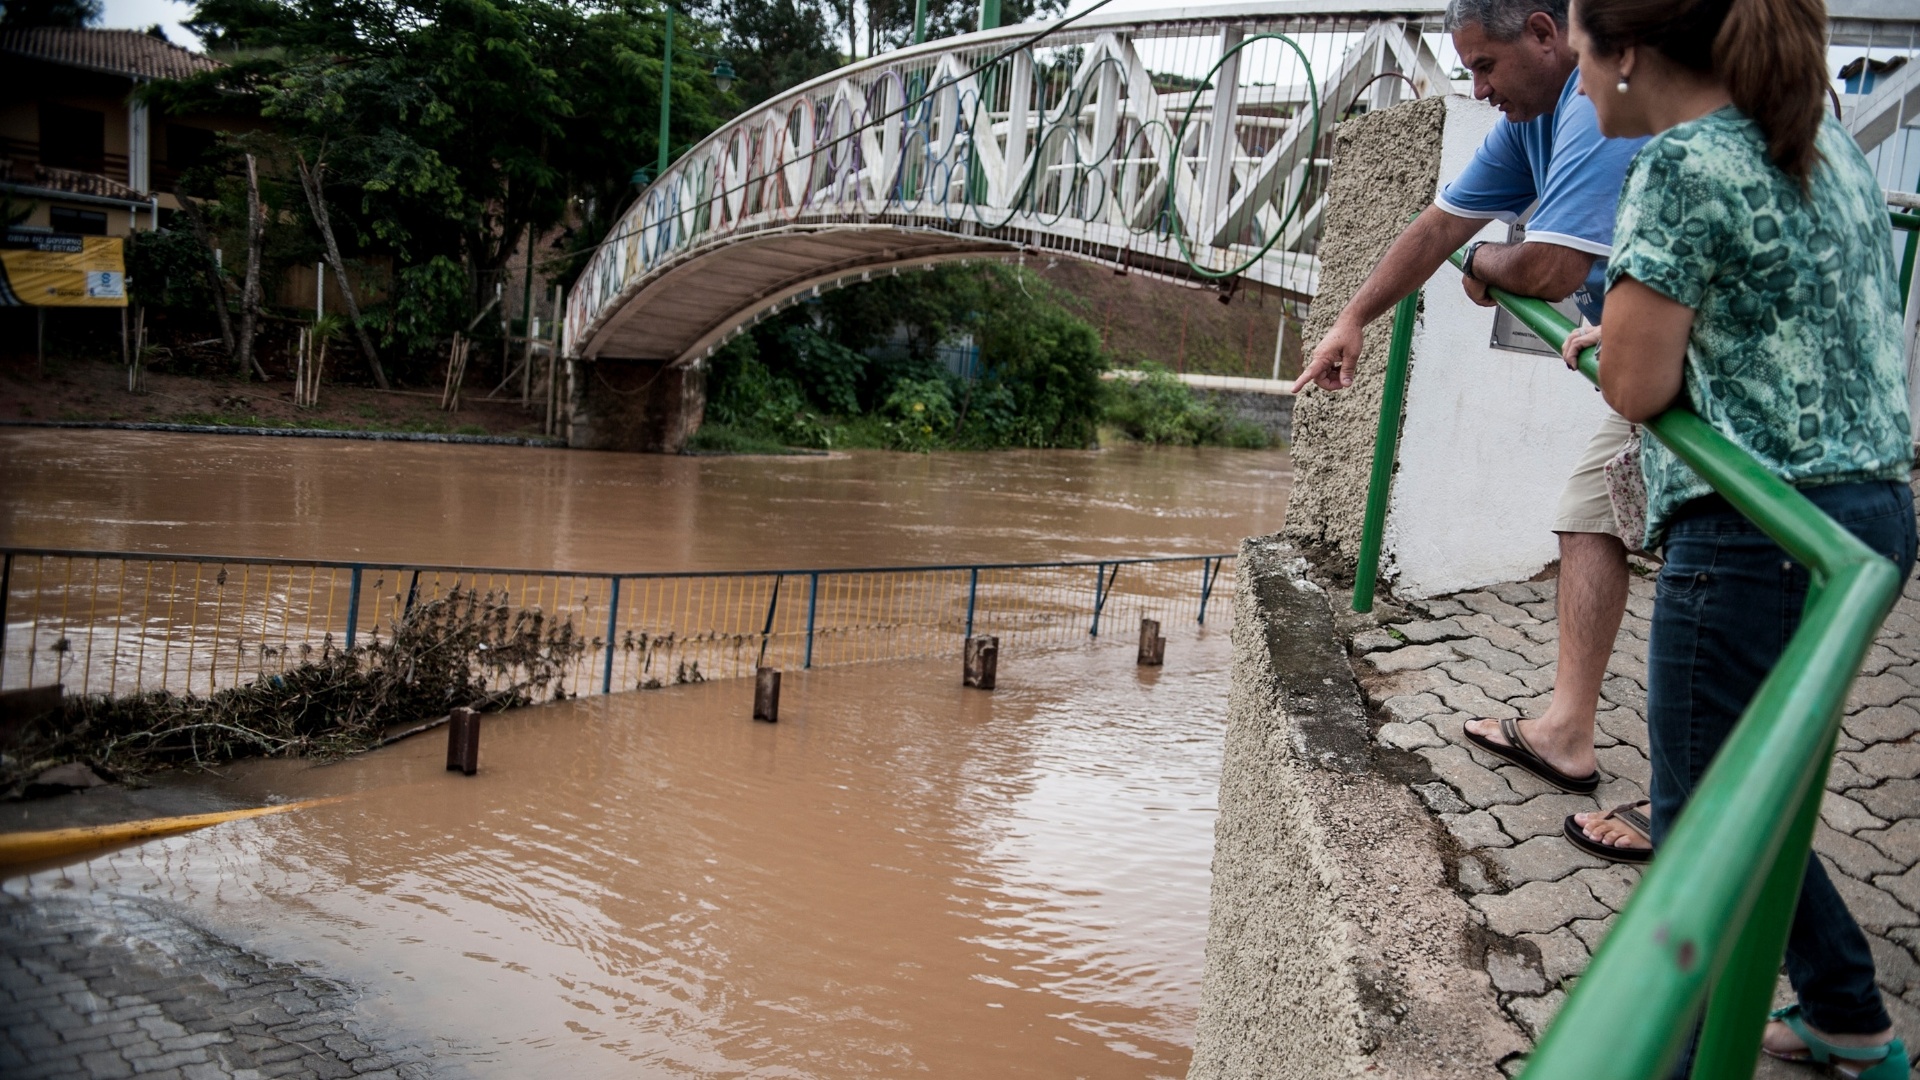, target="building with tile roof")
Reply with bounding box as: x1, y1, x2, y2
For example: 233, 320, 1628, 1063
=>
0, 27, 229, 236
